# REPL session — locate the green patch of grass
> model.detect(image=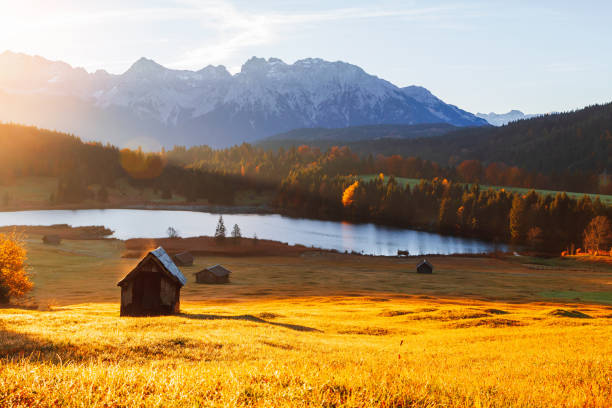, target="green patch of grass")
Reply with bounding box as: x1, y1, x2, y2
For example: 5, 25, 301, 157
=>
359, 174, 422, 189
234, 189, 274, 206
519, 257, 570, 267
509, 256, 612, 272
0, 176, 57, 204
112, 178, 186, 203
540, 291, 612, 305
